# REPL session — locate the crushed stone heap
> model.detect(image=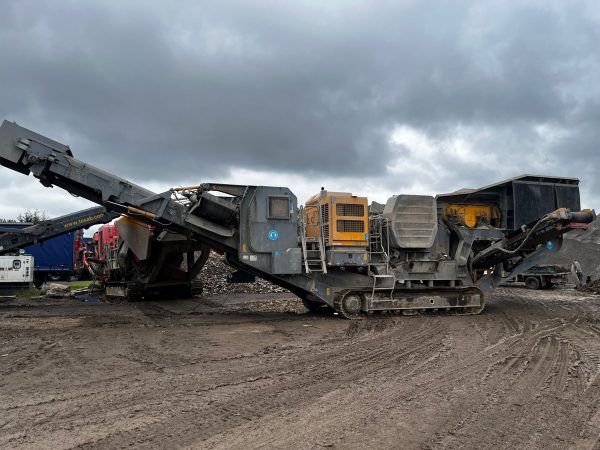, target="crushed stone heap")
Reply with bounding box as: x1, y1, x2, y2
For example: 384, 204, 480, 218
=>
546, 213, 600, 282
199, 252, 288, 295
